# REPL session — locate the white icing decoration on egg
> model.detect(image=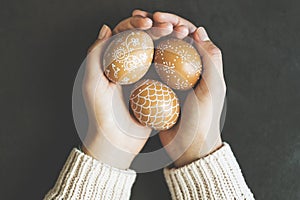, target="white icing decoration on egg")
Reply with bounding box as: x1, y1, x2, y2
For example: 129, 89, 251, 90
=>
130, 80, 179, 130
